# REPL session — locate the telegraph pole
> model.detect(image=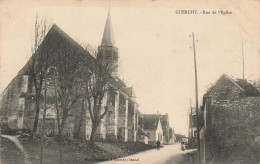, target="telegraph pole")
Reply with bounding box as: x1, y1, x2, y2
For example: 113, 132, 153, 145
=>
190, 98, 193, 138
242, 37, 244, 79
192, 33, 201, 164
